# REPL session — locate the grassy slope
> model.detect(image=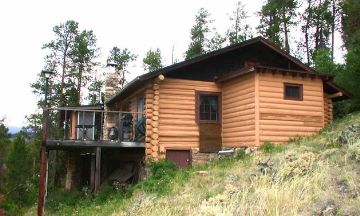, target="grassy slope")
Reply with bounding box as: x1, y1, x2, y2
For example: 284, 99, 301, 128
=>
27, 112, 360, 216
